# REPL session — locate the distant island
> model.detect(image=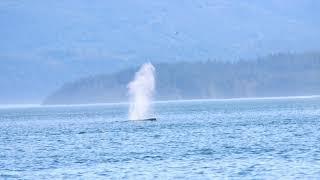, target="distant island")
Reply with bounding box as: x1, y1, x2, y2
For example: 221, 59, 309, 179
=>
43, 52, 320, 105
